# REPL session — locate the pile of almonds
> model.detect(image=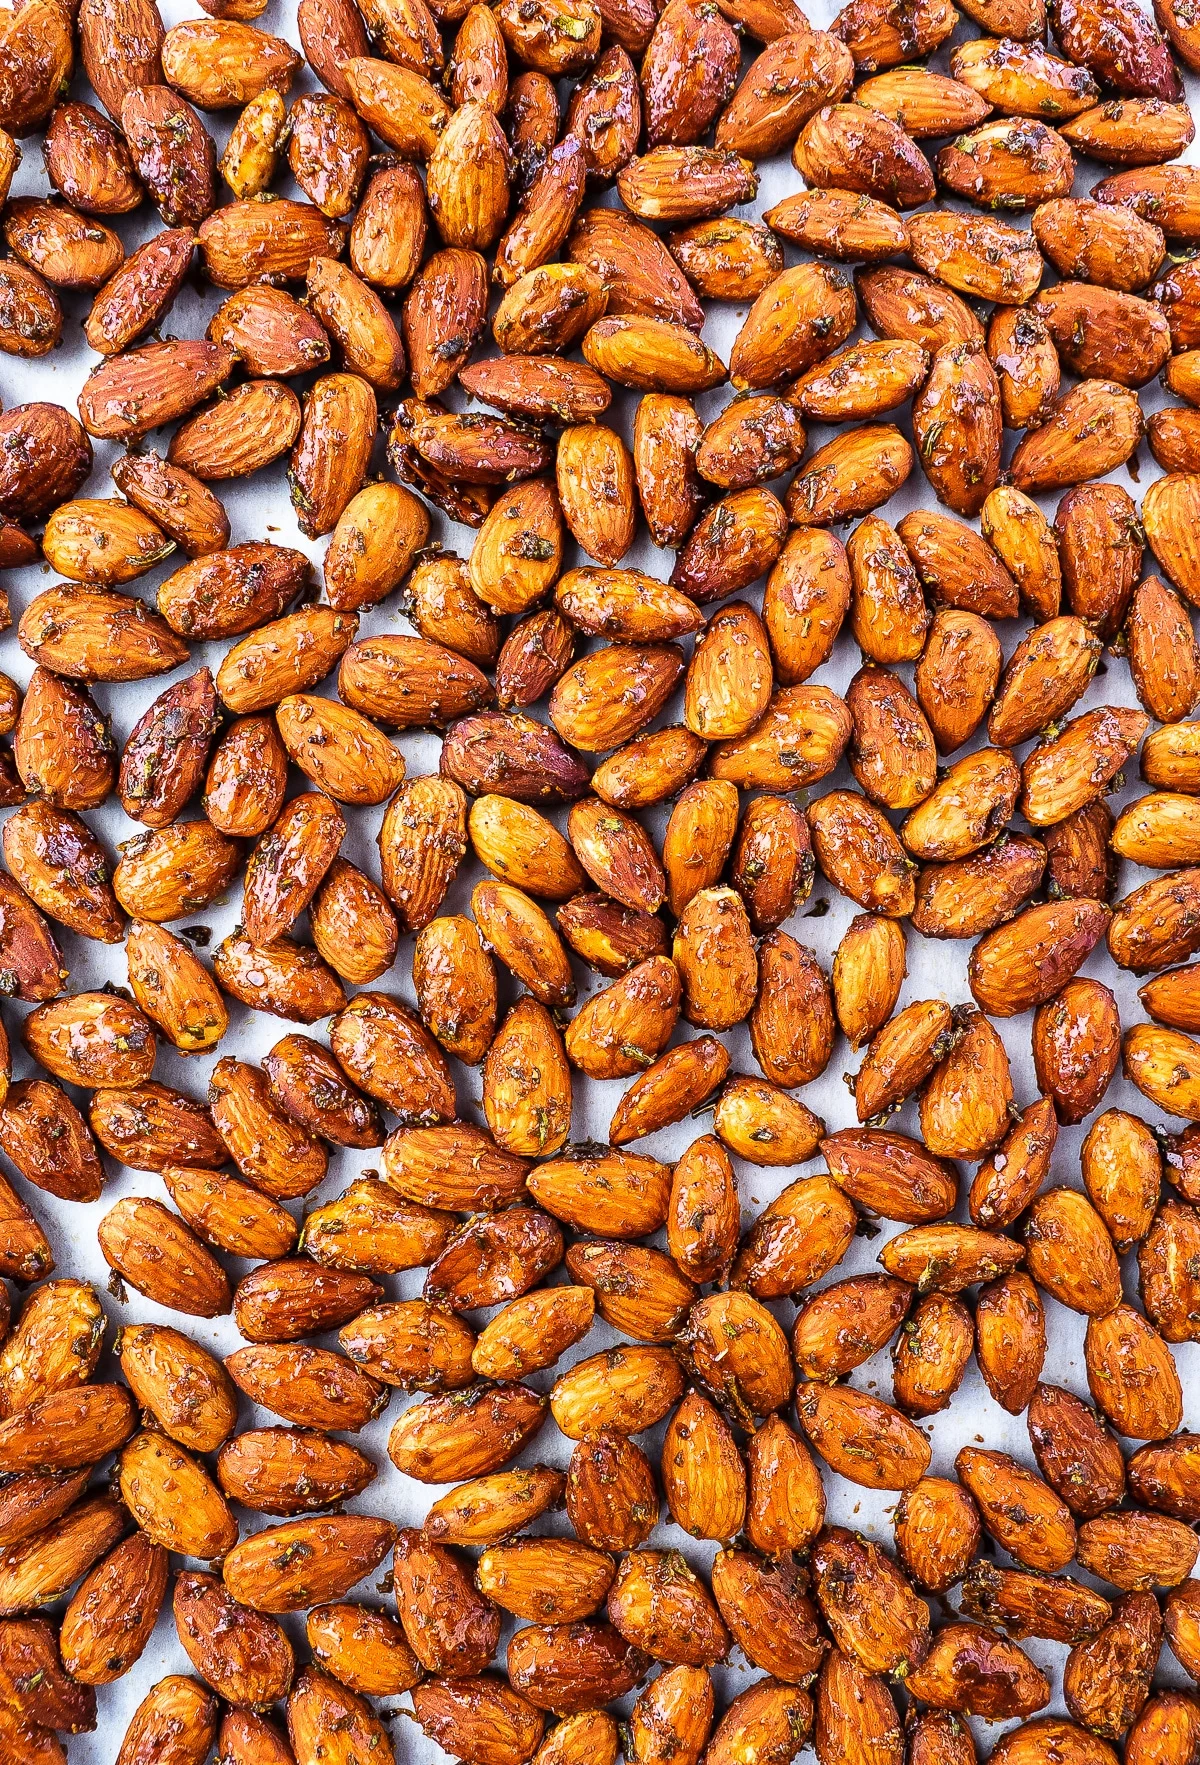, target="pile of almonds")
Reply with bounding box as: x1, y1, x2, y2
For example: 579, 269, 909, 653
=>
7, 0, 1200, 1754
